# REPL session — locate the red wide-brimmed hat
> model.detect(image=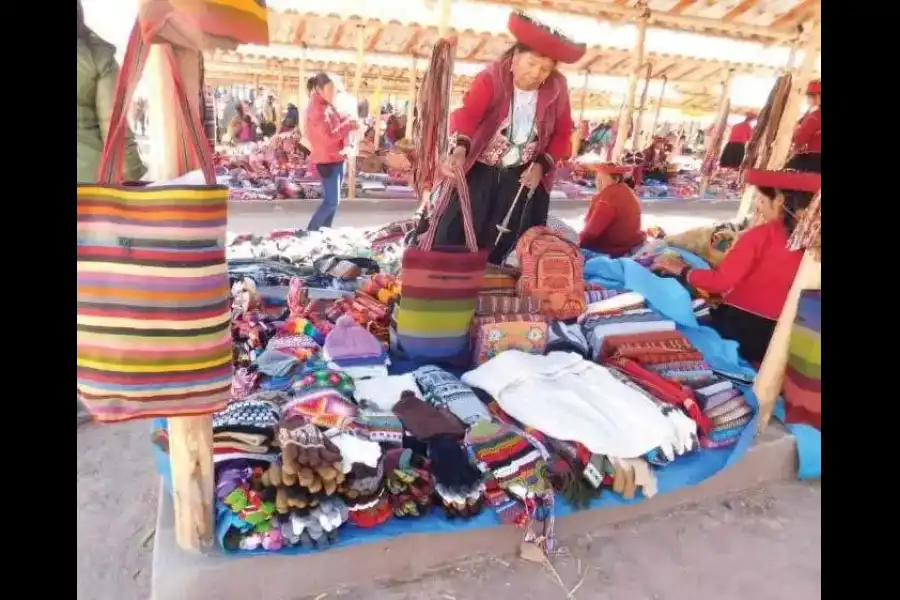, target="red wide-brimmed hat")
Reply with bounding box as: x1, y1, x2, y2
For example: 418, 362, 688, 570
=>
576, 153, 632, 175
807, 79, 821, 95
508, 11, 587, 64
745, 111, 758, 119
745, 169, 821, 193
